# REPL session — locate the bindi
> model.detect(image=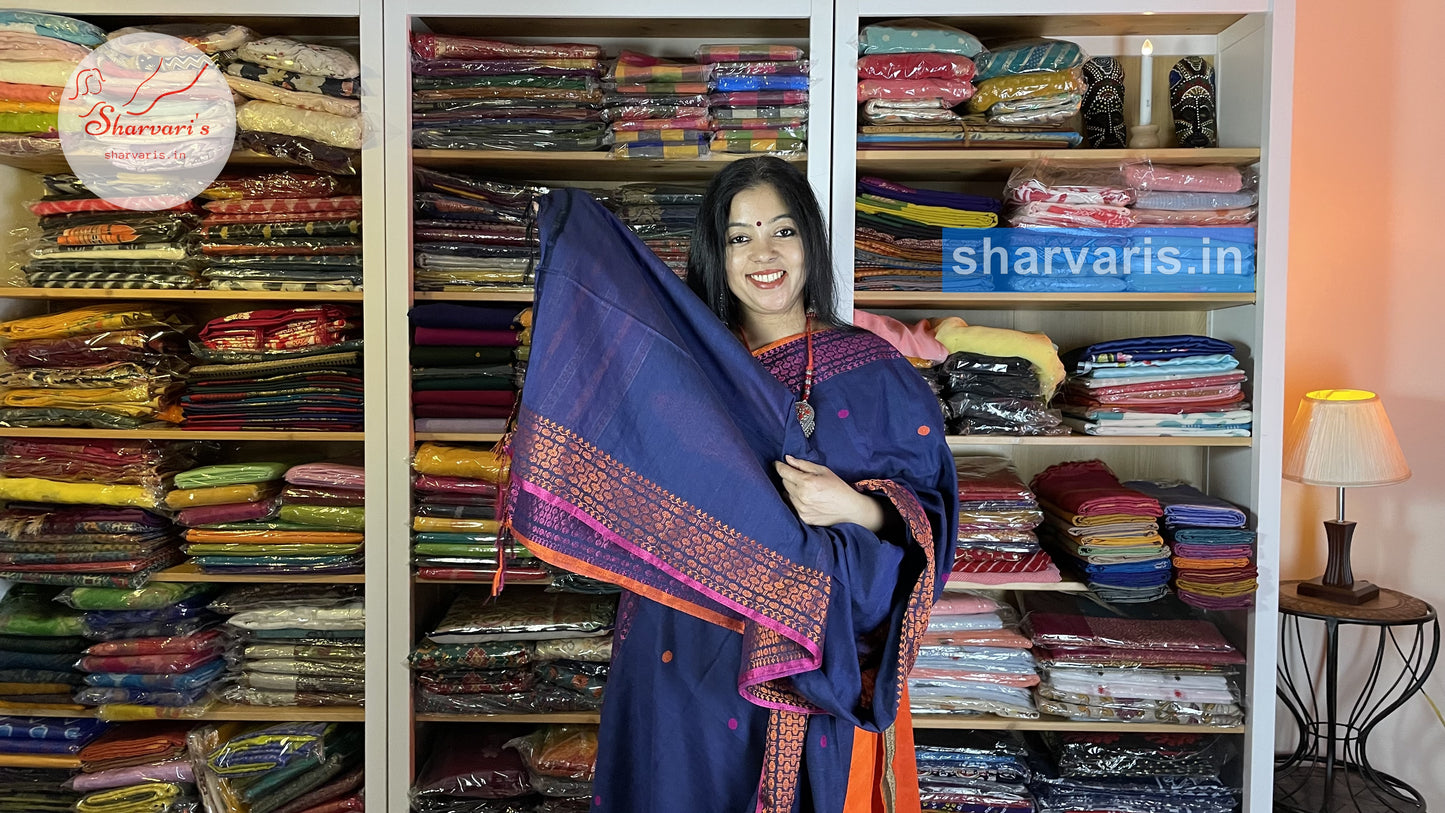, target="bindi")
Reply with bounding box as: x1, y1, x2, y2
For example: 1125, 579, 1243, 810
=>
756, 221, 762, 226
